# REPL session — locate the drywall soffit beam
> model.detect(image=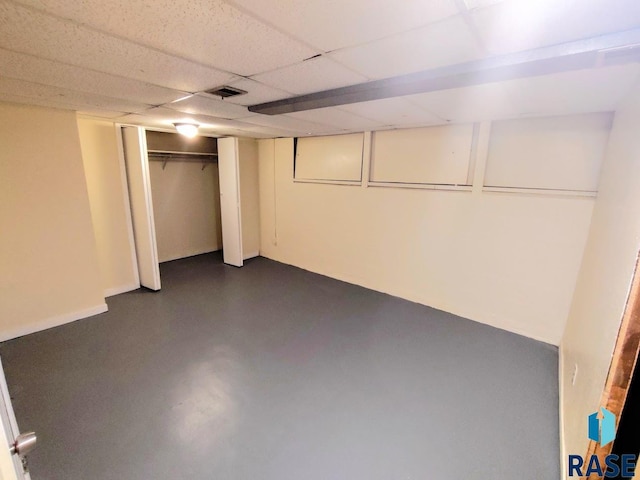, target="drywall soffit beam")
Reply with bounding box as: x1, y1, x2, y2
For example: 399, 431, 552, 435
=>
248, 29, 640, 115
